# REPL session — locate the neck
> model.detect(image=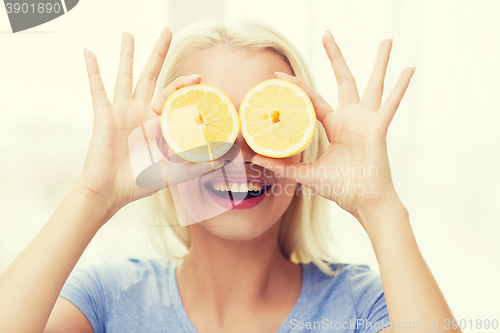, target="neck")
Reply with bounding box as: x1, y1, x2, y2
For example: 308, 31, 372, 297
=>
176, 219, 302, 320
